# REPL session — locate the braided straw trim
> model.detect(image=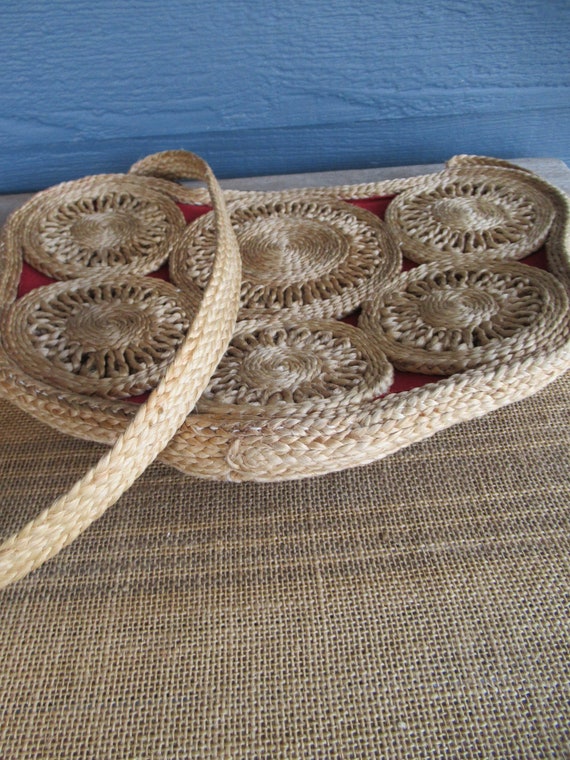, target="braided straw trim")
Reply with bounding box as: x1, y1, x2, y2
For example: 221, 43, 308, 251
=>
0, 228, 22, 316
384, 168, 555, 264
130, 155, 446, 205
4, 174, 186, 280
169, 197, 401, 320
2, 155, 568, 481
129, 152, 560, 210
445, 155, 537, 174
131, 151, 570, 295
2, 324, 568, 483
0, 151, 241, 588
0, 153, 568, 583
1, 155, 568, 456
165, 339, 570, 481
359, 260, 569, 375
